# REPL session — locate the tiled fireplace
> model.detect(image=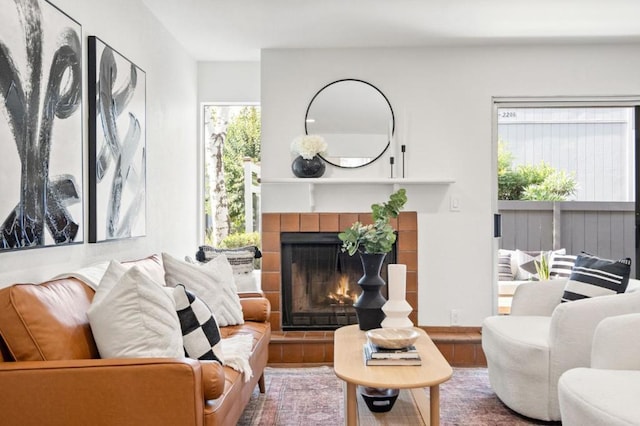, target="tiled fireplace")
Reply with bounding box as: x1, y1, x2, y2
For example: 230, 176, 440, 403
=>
261, 211, 418, 364
261, 211, 419, 333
